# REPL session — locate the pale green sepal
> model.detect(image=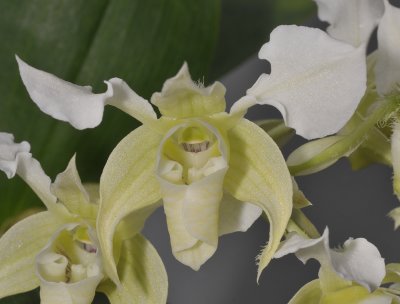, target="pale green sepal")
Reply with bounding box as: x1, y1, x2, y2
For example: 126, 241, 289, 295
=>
99, 235, 168, 304
151, 63, 226, 118
288, 135, 362, 176
375, 0, 400, 95
98, 126, 163, 284
37, 223, 103, 304
160, 168, 226, 269
52, 155, 98, 220
288, 279, 322, 304
388, 208, 400, 230
391, 122, 400, 200
218, 194, 262, 236
116, 202, 162, 241
256, 119, 295, 148
292, 178, 311, 209
0, 211, 63, 299
224, 119, 292, 281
